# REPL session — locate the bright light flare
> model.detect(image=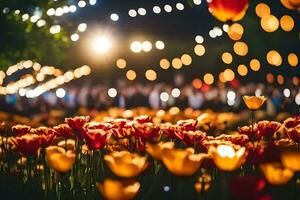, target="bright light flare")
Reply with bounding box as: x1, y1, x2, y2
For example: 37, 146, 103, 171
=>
92, 36, 111, 54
